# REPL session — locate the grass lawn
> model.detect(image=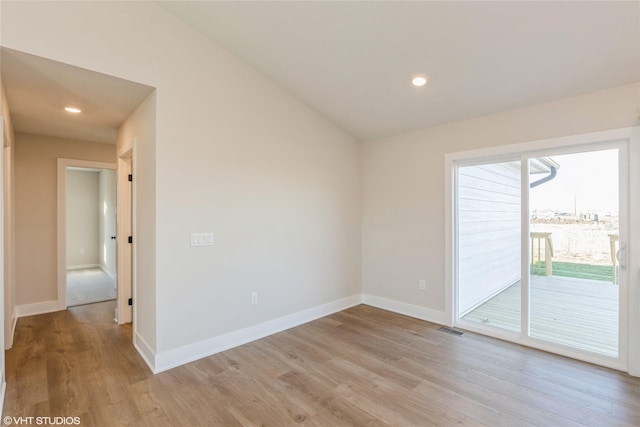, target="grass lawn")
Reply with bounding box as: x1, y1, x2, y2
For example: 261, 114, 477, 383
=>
532, 261, 614, 282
